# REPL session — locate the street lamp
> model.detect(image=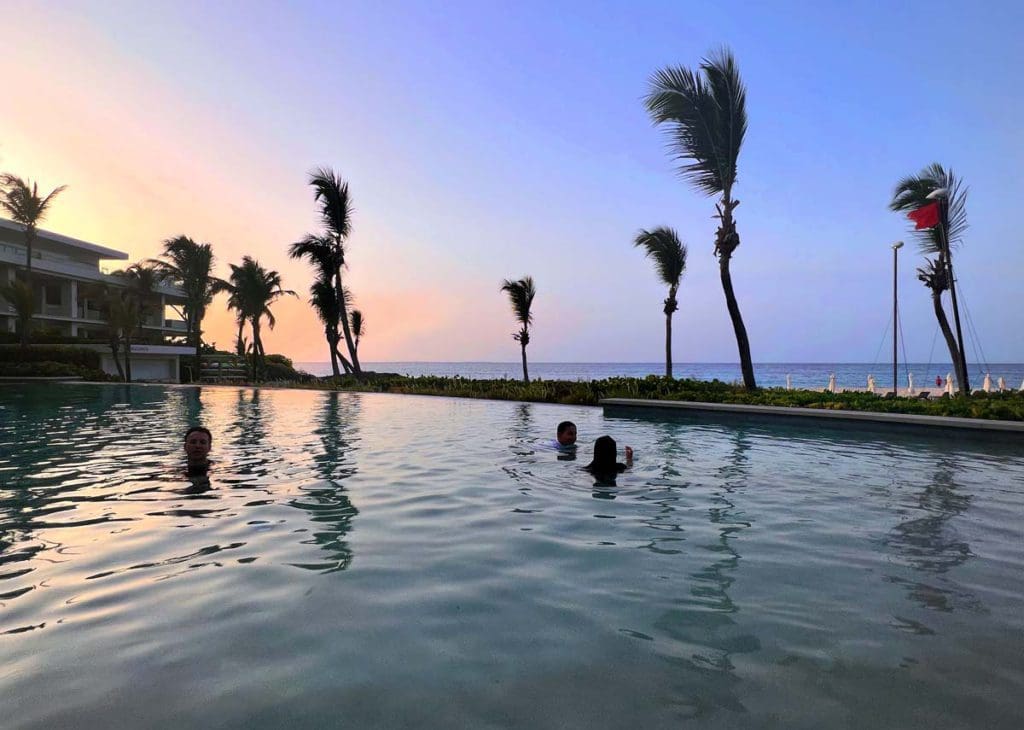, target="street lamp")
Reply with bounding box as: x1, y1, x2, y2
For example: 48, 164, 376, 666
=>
925, 187, 970, 394
892, 241, 904, 395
